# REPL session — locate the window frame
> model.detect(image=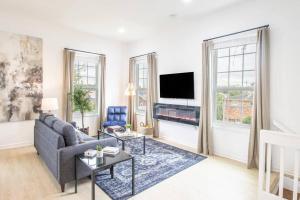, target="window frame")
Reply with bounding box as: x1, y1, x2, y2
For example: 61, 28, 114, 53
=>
212, 42, 256, 128
73, 54, 100, 116
135, 56, 148, 115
